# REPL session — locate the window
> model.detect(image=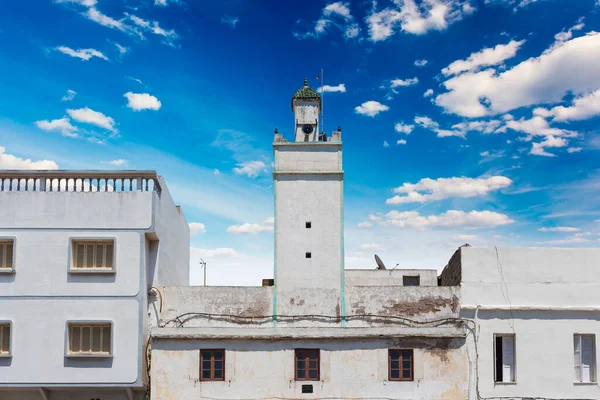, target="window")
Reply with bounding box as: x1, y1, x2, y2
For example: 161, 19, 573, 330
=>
295, 349, 319, 381
305, 252, 312, 259
68, 323, 112, 356
0, 240, 14, 271
575, 334, 596, 383
306, 222, 312, 229
494, 334, 515, 383
0, 323, 11, 356
403, 276, 420, 286
389, 349, 413, 381
71, 240, 114, 271
200, 349, 225, 381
